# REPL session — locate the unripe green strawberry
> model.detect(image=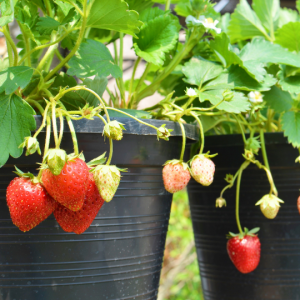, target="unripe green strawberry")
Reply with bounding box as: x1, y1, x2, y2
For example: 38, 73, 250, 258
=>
162, 160, 191, 194
103, 121, 125, 141
190, 154, 215, 186
255, 194, 284, 219
93, 165, 121, 202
